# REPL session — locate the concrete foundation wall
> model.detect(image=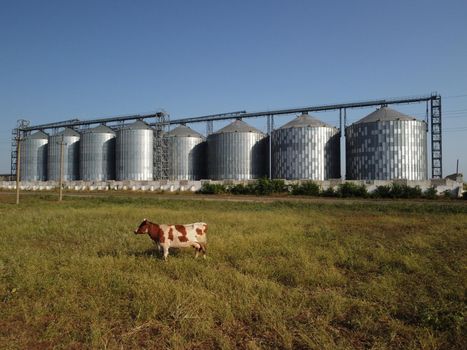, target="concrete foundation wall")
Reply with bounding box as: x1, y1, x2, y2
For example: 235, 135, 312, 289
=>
0, 180, 203, 192
1, 176, 464, 197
